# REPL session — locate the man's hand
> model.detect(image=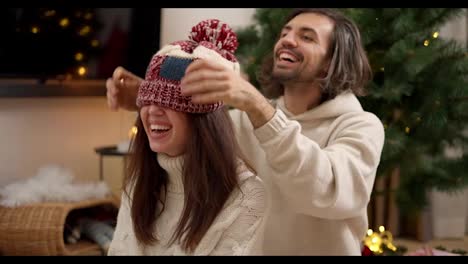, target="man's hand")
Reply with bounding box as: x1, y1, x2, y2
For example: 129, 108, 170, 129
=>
106, 66, 143, 112
181, 59, 276, 128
